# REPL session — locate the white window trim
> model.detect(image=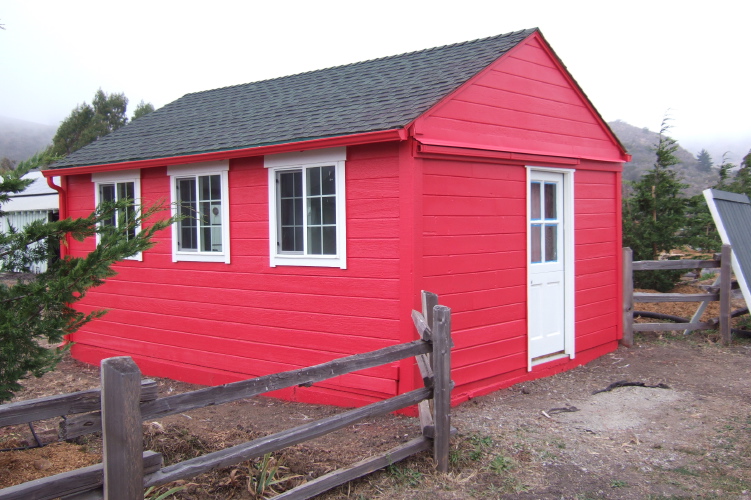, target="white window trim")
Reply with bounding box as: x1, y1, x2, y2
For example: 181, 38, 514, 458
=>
526, 166, 575, 371
265, 147, 347, 269
92, 169, 142, 261
167, 161, 230, 264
